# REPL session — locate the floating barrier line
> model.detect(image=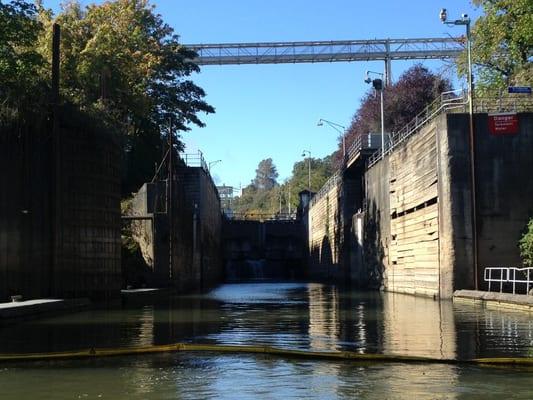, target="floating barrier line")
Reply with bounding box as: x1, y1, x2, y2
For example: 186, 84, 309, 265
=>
0, 343, 532, 366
